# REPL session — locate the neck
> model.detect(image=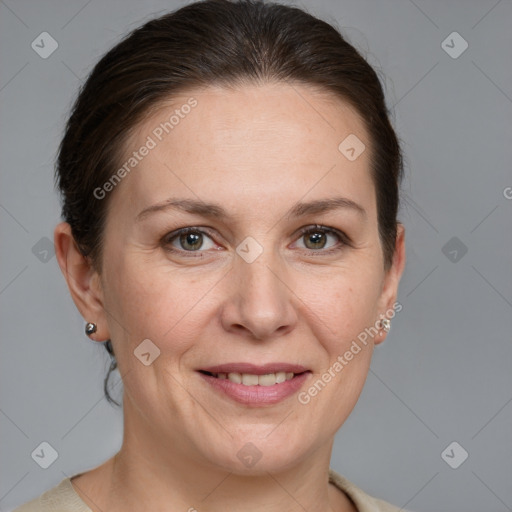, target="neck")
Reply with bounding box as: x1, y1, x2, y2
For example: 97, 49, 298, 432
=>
71, 398, 356, 512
